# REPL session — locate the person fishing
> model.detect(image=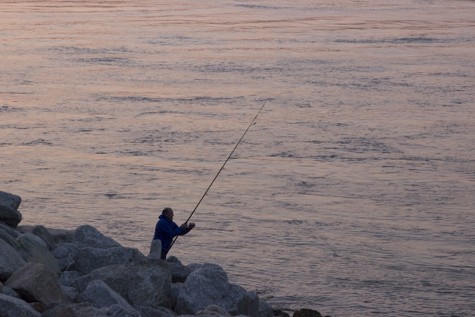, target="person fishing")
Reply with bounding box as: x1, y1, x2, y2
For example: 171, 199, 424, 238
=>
152, 207, 195, 260
153, 98, 269, 259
